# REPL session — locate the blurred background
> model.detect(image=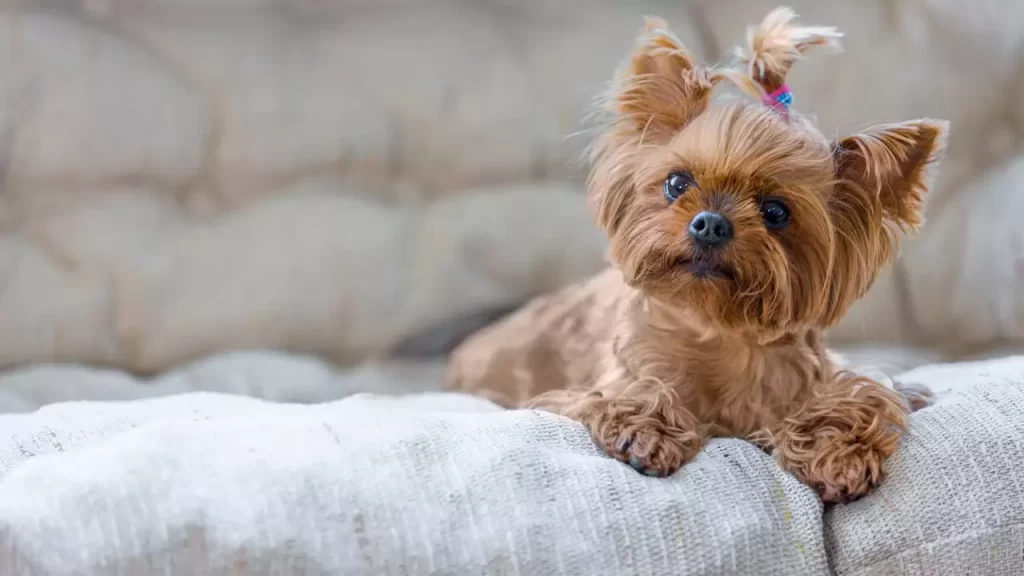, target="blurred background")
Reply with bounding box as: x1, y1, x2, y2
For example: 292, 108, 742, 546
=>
0, 0, 1021, 409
